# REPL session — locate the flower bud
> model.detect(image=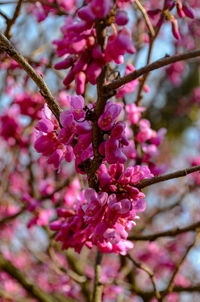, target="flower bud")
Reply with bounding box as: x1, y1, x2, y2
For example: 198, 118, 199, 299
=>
115, 10, 129, 26
75, 72, 86, 95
